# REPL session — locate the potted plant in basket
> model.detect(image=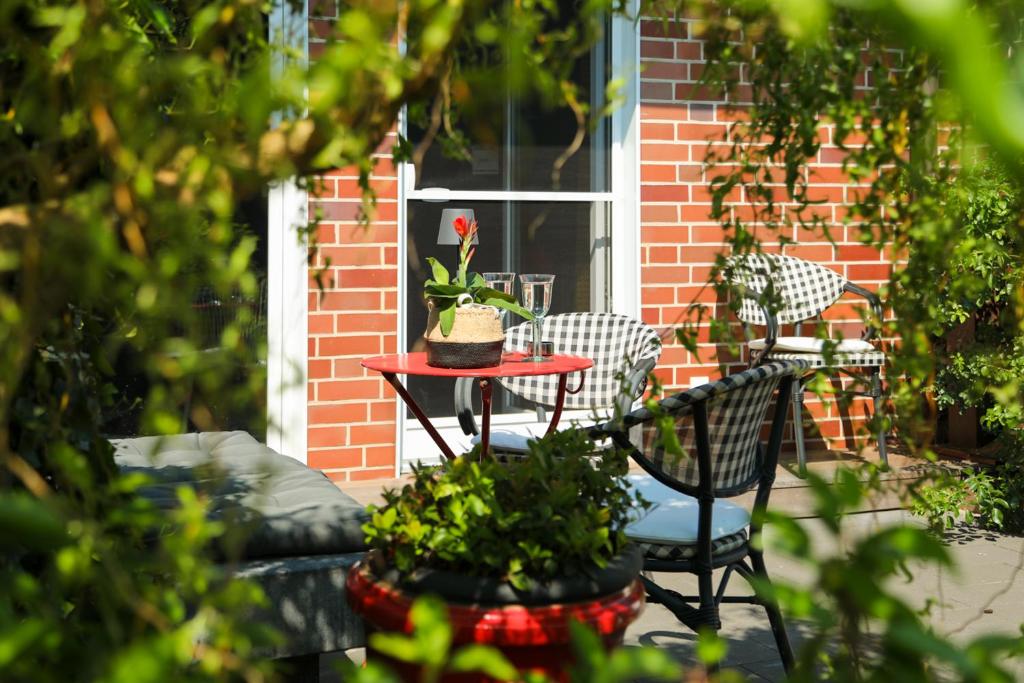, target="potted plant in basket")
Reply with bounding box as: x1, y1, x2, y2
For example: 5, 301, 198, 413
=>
345, 429, 647, 682
423, 214, 532, 368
